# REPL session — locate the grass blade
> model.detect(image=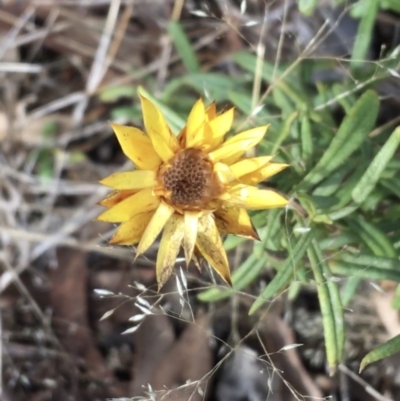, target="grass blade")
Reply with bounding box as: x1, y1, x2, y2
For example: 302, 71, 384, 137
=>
168, 20, 200, 73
